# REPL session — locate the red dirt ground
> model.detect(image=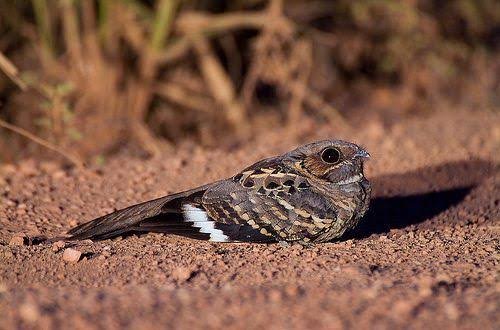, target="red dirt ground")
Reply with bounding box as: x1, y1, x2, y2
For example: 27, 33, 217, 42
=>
0, 110, 499, 329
